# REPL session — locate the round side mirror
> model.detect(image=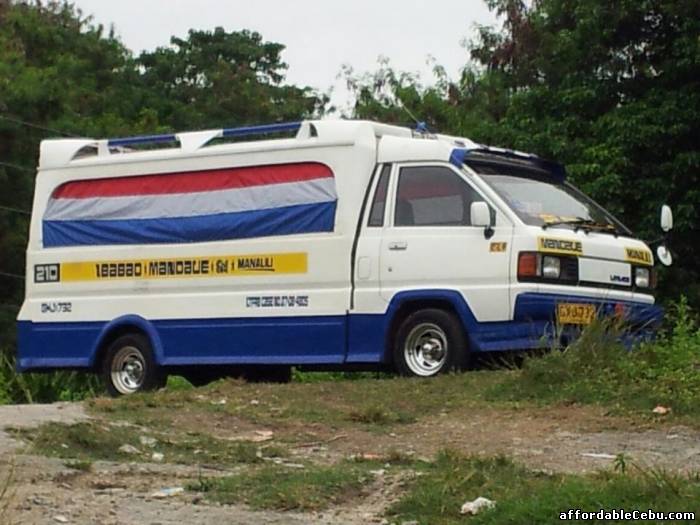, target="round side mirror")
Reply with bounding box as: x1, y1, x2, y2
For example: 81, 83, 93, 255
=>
660, 204, 673, 232
656, 245, 673, 267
